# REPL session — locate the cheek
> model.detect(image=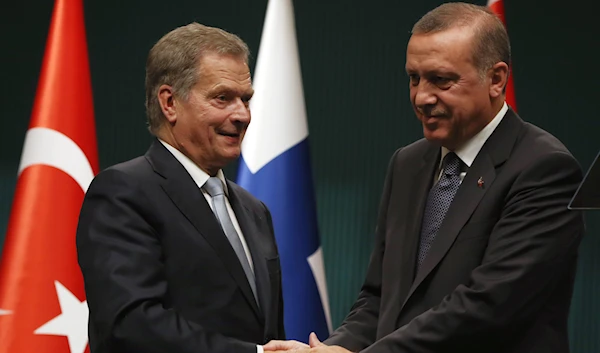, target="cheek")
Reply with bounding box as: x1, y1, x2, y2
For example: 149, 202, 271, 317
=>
409, 90, 417, 104
437, 93, 462, 115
